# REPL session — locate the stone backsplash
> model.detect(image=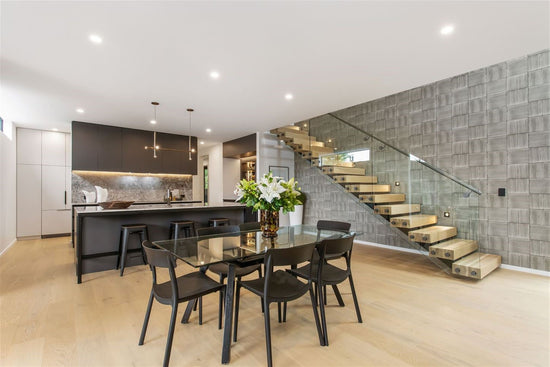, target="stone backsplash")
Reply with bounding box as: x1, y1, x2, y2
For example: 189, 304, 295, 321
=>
72, 172, 193, 203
